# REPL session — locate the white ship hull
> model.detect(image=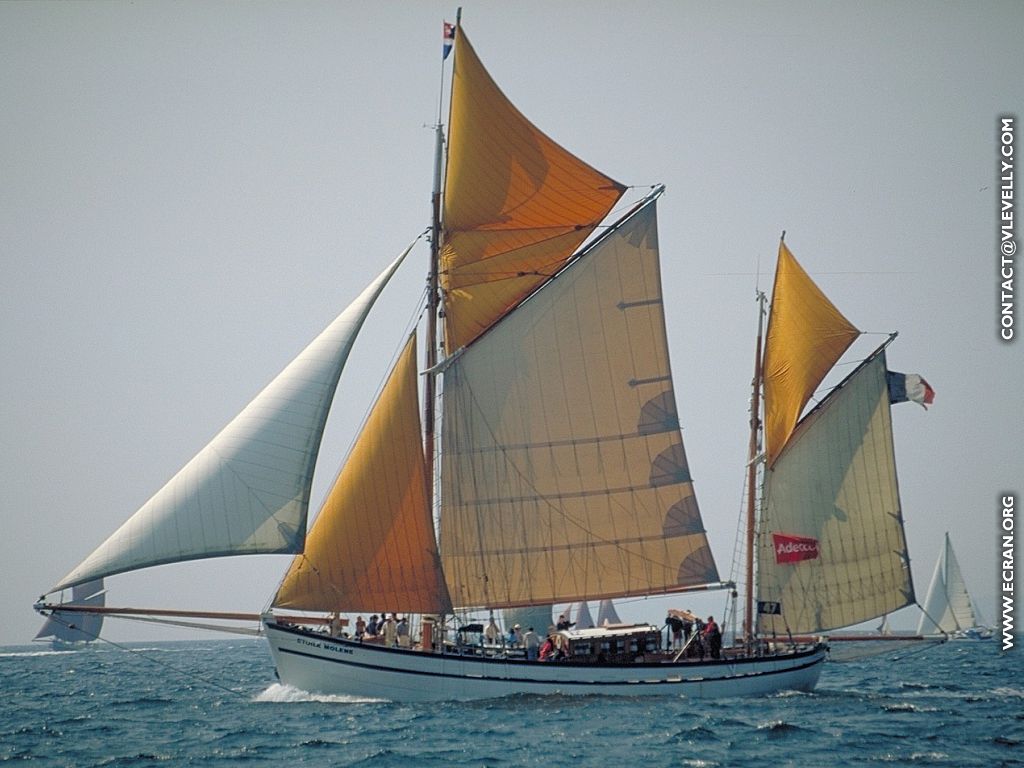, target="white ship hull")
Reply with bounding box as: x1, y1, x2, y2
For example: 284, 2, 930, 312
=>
264, 621, 827, 702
